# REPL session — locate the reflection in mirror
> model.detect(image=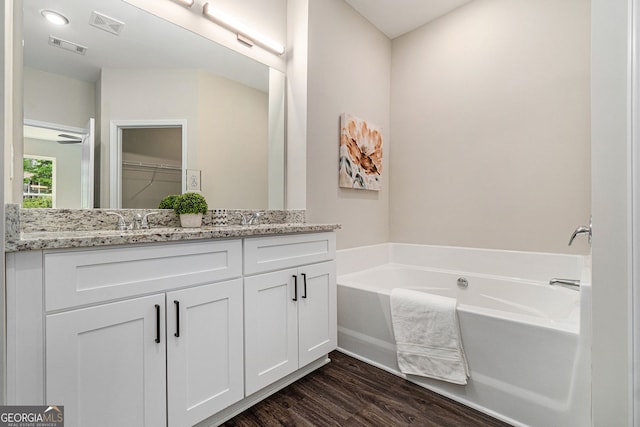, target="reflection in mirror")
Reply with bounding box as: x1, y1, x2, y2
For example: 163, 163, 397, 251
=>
22, 0, 285, 209
23, 120, 94, 208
